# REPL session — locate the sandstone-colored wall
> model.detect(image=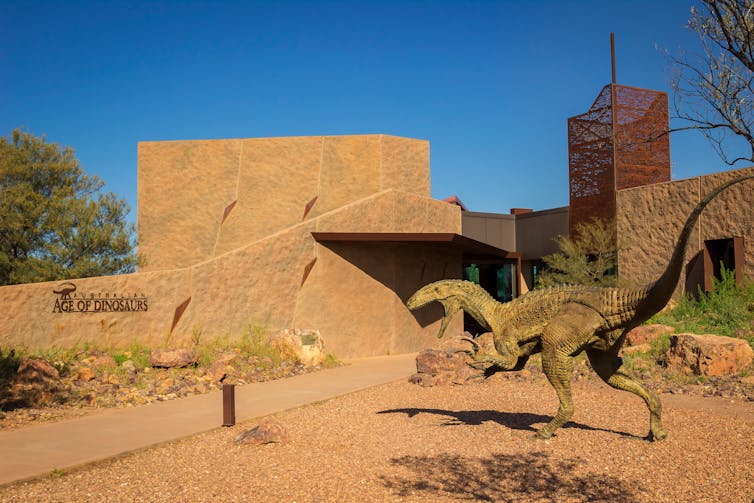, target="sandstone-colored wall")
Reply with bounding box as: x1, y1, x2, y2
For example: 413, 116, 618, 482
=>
138, 135, 430, 272
0, 269, 191, 349
292, 242, 463, 358
0, 188, 462, 357
617, 166, 754, 295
